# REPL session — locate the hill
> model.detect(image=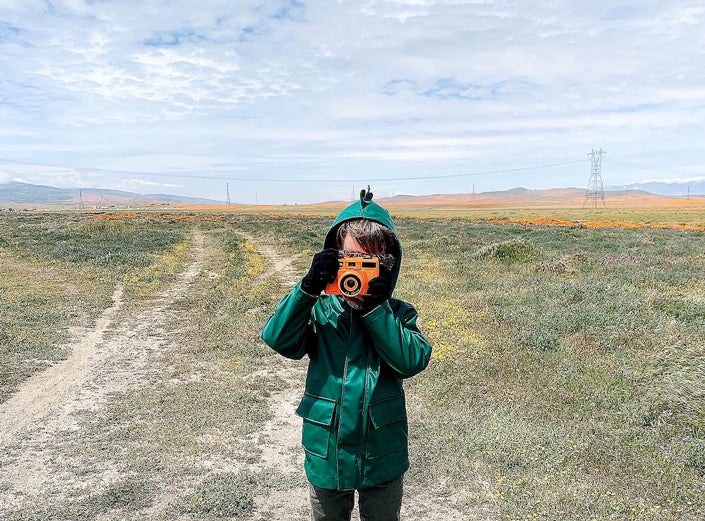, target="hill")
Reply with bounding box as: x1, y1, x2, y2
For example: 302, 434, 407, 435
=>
0, 182, 222, 208
2, 181, 701, 210
609, 180, 705, 196
371, 187, 675, 208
